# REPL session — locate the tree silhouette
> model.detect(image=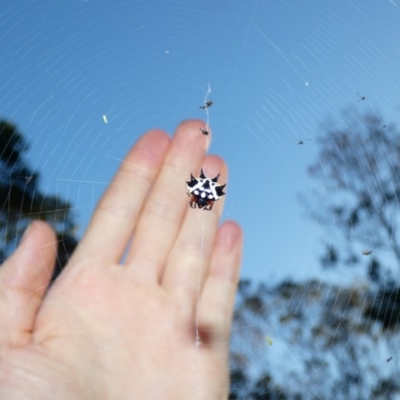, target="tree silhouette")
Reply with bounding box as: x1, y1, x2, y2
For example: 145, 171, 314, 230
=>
0, 119, 78, 279
305, 109, 400, 279
304, 108, 400, 326
229, 278, 400, 399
